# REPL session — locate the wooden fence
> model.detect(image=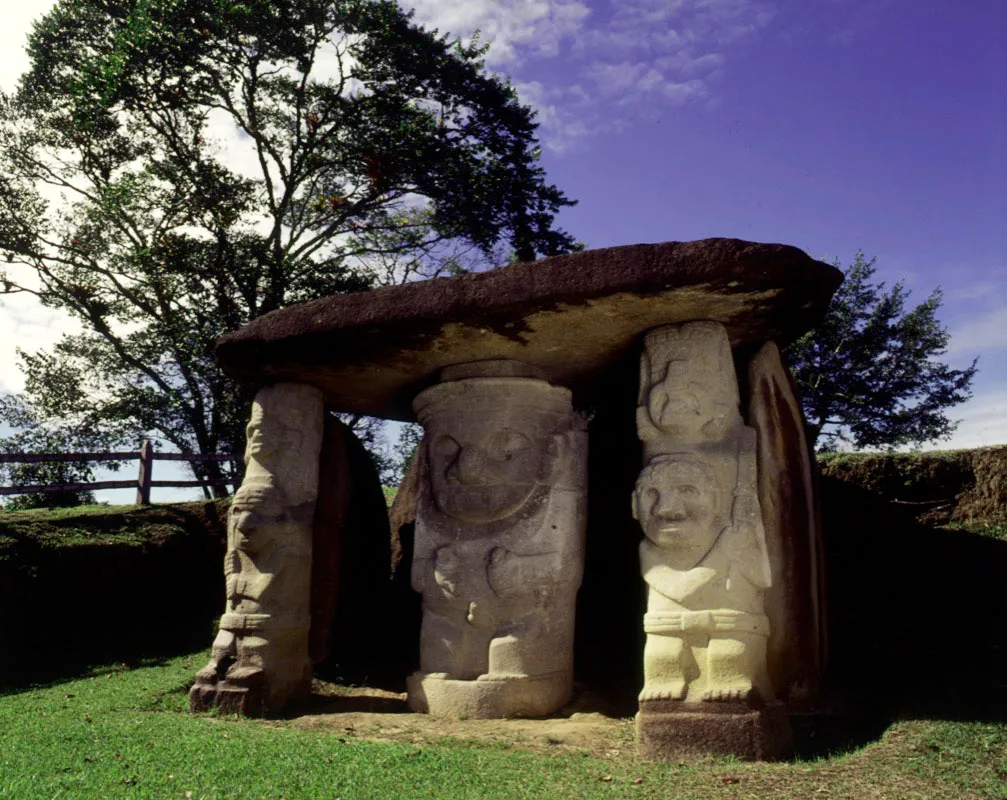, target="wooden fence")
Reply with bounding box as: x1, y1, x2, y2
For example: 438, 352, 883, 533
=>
0, 440, 239, 504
